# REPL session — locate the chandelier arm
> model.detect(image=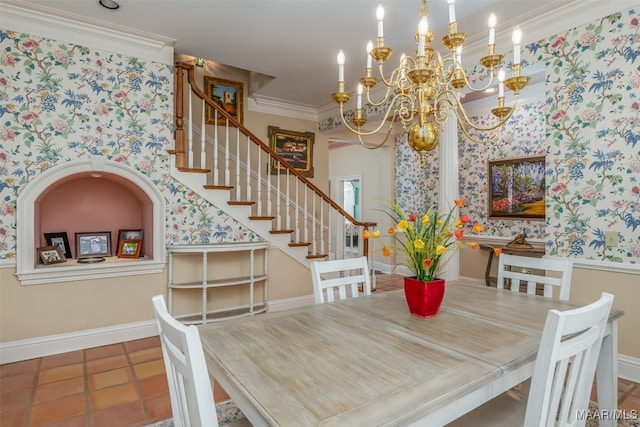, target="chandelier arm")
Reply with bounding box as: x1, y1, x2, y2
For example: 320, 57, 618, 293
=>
376, 61, 404, 88
456, 93, 520, 132
365, 84, 395, 107
357, 127, 394, 150
338, 103, 400, 136
459, 69, 500, 93
456, 117, 504, 144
